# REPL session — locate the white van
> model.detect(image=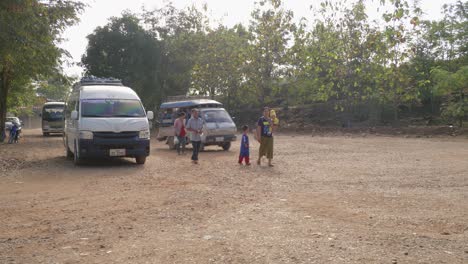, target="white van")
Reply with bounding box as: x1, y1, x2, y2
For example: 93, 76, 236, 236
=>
157, 98, 236, 150
64, 78, 154, 165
